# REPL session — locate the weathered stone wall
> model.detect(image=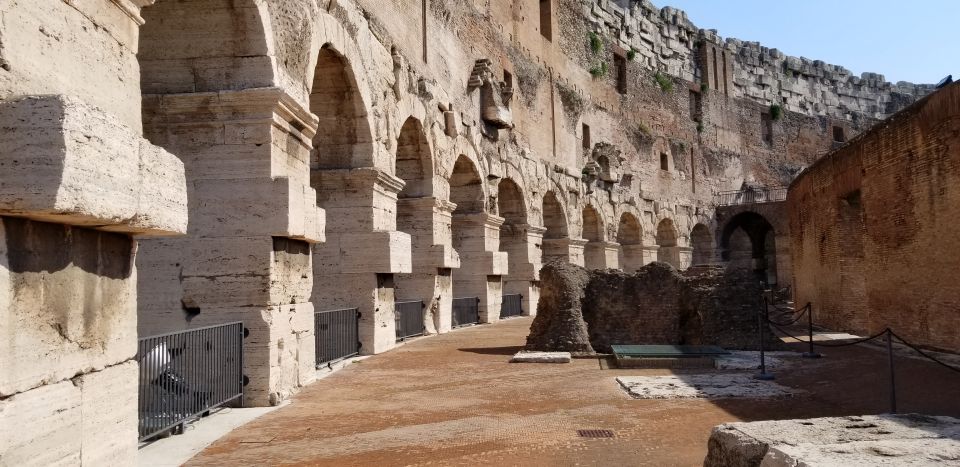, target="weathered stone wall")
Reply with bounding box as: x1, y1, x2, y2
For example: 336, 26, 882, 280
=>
0, 0, 187, 464
526, 261, 772, 354
789, 82, 960, 353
